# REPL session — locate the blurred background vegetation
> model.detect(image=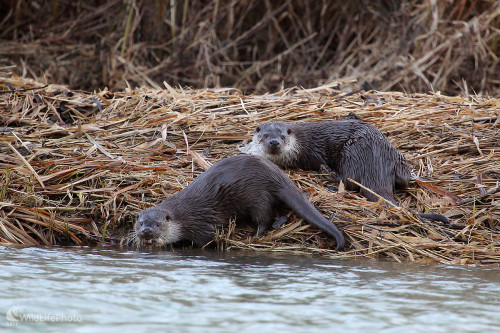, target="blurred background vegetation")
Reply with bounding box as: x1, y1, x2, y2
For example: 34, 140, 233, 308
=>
0, 0, 498, 95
